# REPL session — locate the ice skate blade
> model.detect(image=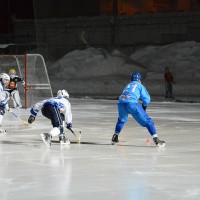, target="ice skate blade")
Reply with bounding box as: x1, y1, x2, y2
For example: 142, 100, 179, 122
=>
0, 130, 7, 135
40, 134, 51, 147
60, 140, 70, 145
111, 141, 118, 145
157, 143, 166, 148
